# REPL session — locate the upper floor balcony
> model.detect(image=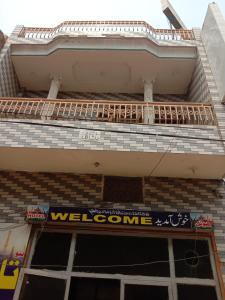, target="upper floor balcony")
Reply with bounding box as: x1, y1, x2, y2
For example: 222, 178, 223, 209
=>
13, 21, 195, 43
10, 21, 197, 95
0, 97, 216, 126
0, 96, 224, 180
